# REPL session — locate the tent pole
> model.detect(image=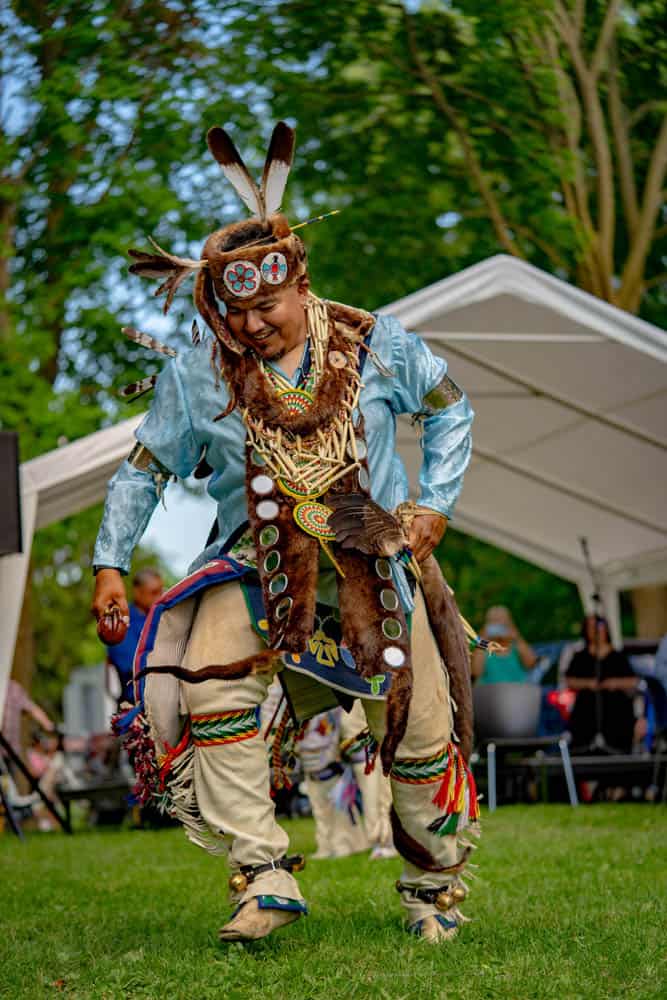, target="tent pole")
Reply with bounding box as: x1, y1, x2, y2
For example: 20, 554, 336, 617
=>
0, 489, 37, 719
600, 584, 623, 649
